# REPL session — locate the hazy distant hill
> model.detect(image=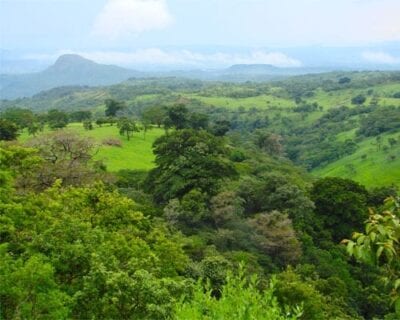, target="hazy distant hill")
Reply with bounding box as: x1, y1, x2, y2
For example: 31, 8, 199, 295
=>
0, 54, 141, 99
